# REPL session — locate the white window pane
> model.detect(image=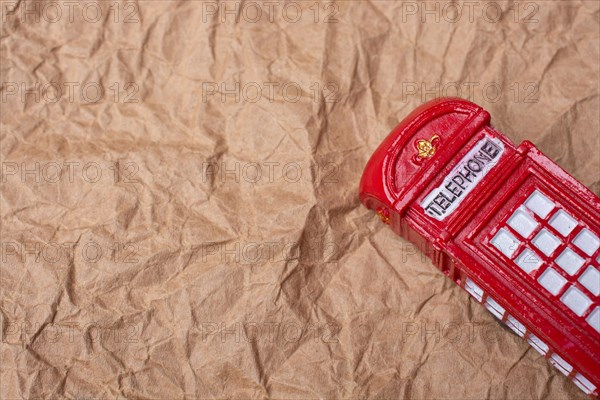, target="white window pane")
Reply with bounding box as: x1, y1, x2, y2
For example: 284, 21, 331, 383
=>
465, 278, 483, 302
532, 229, 561, 256
528, 334, 548, 355
538, 268, 567, 296
579, 266, 600, 296
506, 315, 526, 337
555, 248, 585, 276
587, 307, 600, 333
561, 286, 592, 316
573, 229, 600, 256
514, 248, 542, 274
573, 373, 596, 395
485, 297, 505, 319
549, 210, 578, 237
524, 190, 554, 218
507, 207, 539, 238
550, 353, 573, 376
491, 228, 520, 258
